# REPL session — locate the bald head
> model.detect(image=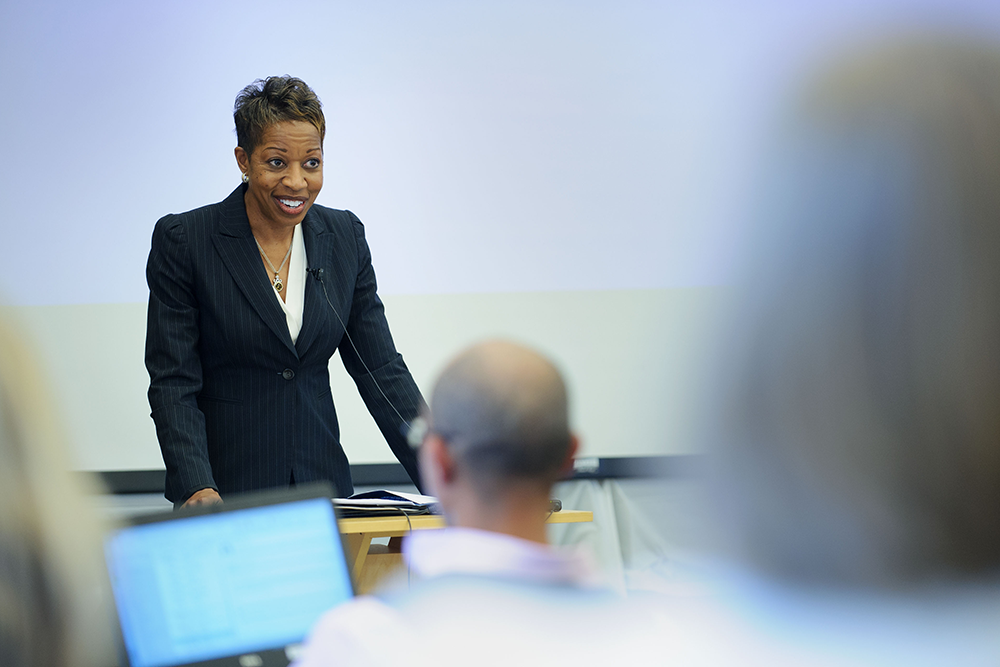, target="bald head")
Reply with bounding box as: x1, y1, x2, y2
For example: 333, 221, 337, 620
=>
428, 341, 571, 489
